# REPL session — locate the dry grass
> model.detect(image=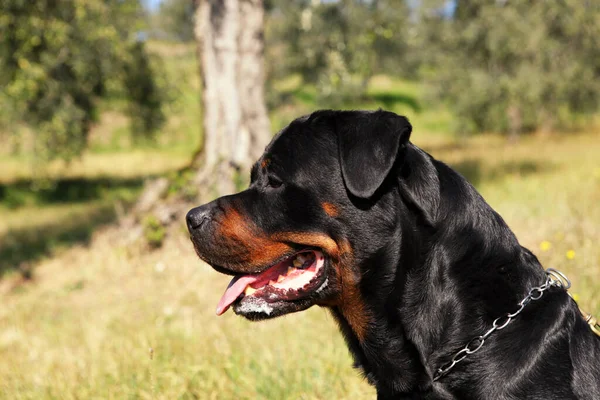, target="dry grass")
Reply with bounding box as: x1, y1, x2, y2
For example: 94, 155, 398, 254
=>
0, 149, 191, 276
0, 150, 189, 185
1, 129, 599, 399
429, 132, 600, 314
0, 229, 373, 399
